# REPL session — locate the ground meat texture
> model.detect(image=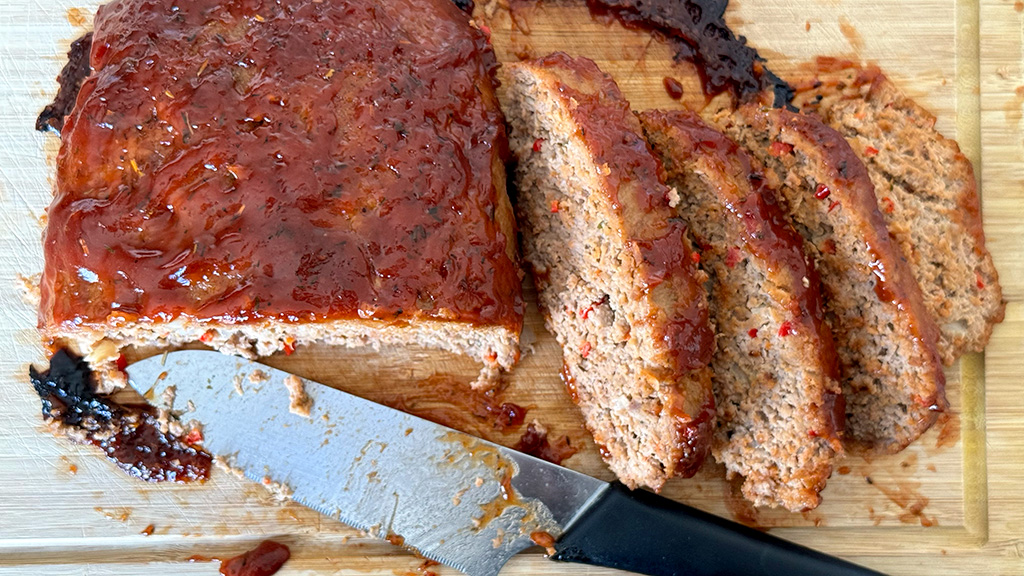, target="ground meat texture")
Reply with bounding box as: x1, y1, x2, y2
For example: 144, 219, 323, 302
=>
641, 108, 843, 511
791, 58, 1005, 364
502, 53, 715, 490
713, 104, 946, 455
